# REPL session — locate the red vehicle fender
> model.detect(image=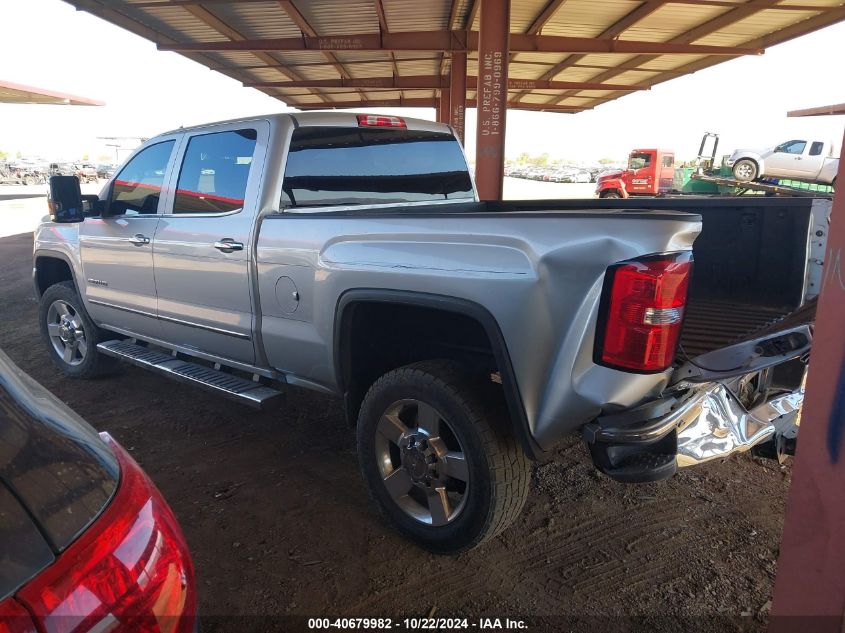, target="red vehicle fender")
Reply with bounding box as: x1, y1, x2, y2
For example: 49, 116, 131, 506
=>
596, 176, 629, 198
